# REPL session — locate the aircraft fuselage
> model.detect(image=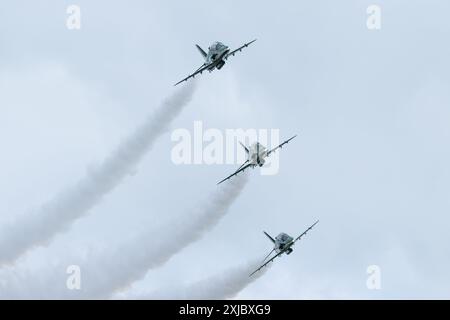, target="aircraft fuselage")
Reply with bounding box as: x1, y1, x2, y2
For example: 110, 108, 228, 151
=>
247, 142, 268, 167
274, 233, 294, 254
205, 42, 230, 71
